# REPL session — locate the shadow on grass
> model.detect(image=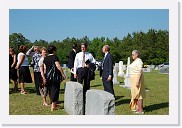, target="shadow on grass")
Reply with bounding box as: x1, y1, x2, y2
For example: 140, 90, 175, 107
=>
91, 84, 102, 88
115, 96, 124, 100
25, 87, 36, 93
60, 89, 65, 94
57, 100, 64, 104
144, 102, 169, 112
115, 99, 130, 106
9, 88, 20, 94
